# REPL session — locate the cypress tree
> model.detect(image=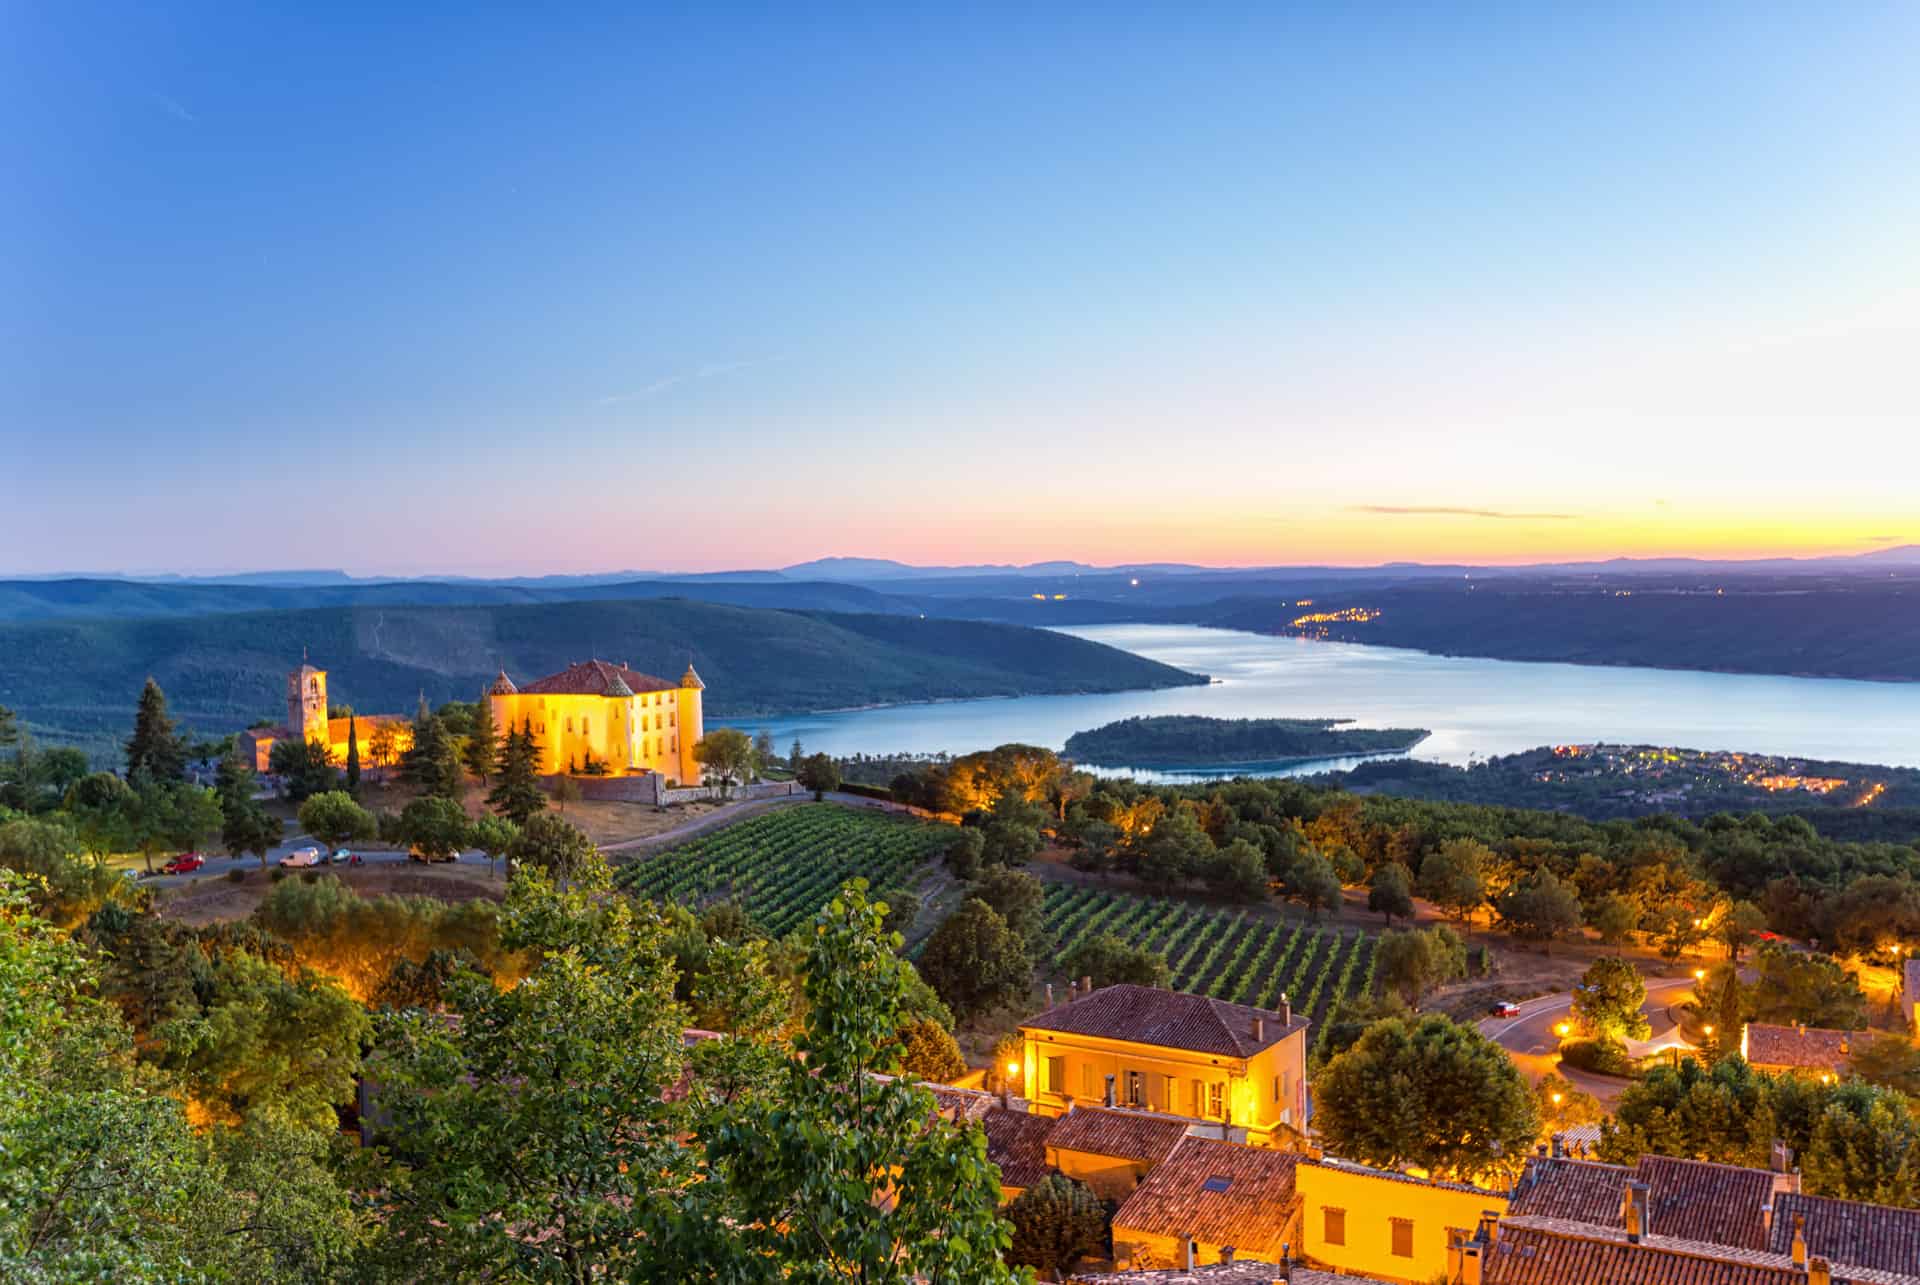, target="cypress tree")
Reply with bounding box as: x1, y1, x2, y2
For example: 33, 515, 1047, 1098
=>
487, 718, 547, 825
345, 718, 362, 794
464, 691, 498, 785
125, 677, 187, 782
